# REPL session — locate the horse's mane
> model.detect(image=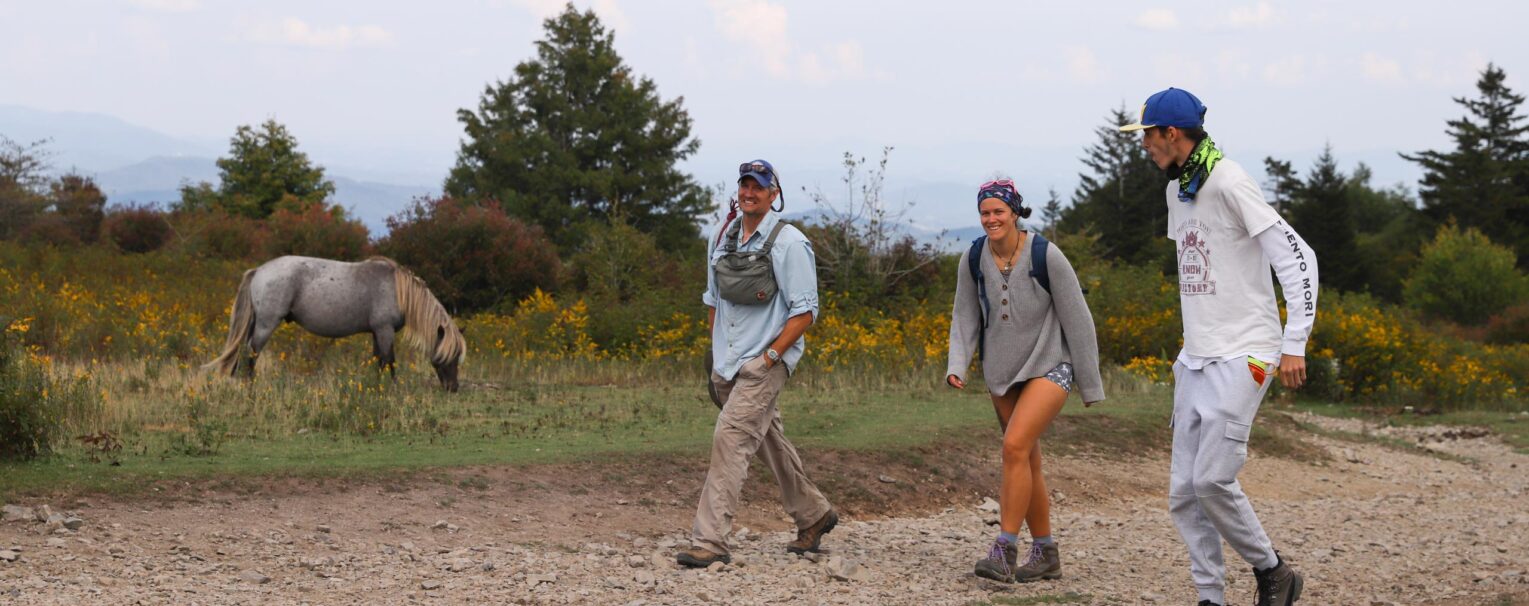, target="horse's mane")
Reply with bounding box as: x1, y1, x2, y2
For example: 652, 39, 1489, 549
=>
371, 257, 466, 366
